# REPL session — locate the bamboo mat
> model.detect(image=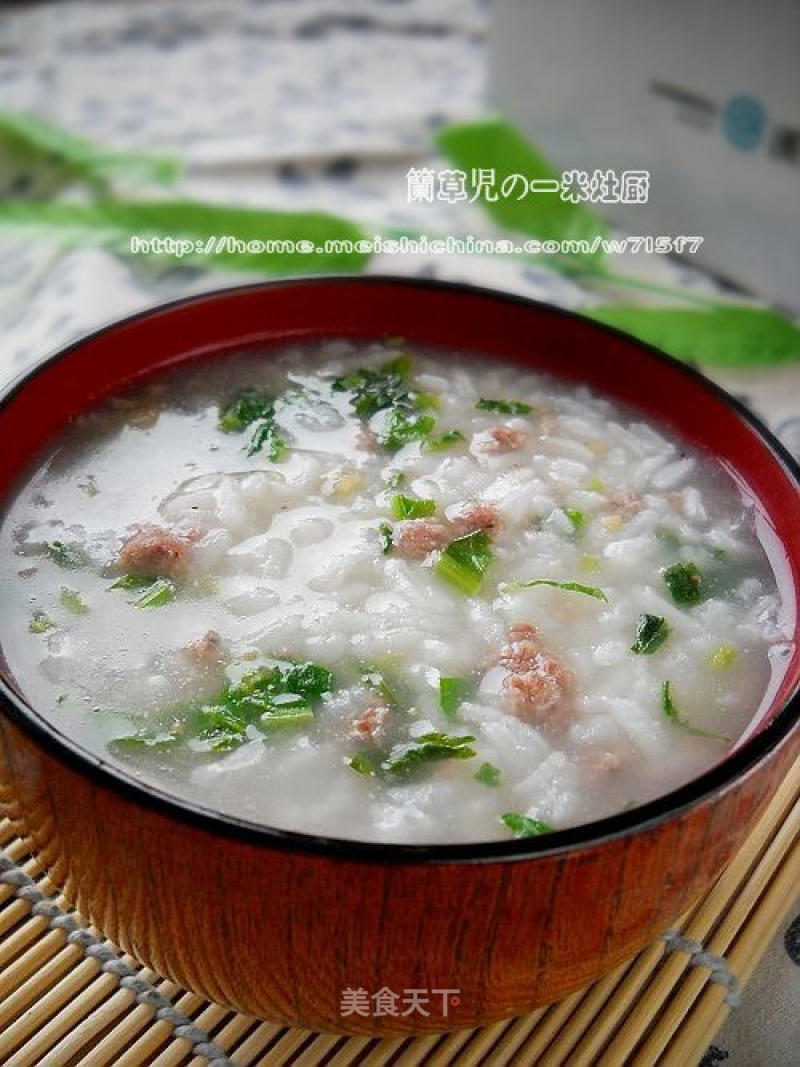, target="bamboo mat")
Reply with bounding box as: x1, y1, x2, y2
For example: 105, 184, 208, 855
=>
1, 756, 798, 1067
